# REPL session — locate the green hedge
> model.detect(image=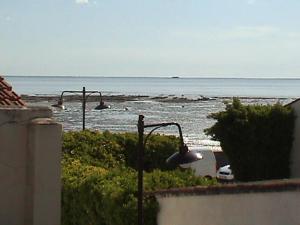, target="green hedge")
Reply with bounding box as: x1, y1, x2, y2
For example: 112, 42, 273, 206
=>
63, 130, 126, 168
63, 130, 180, 171
62, 131, 217, 225
205, 98, 295, 181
